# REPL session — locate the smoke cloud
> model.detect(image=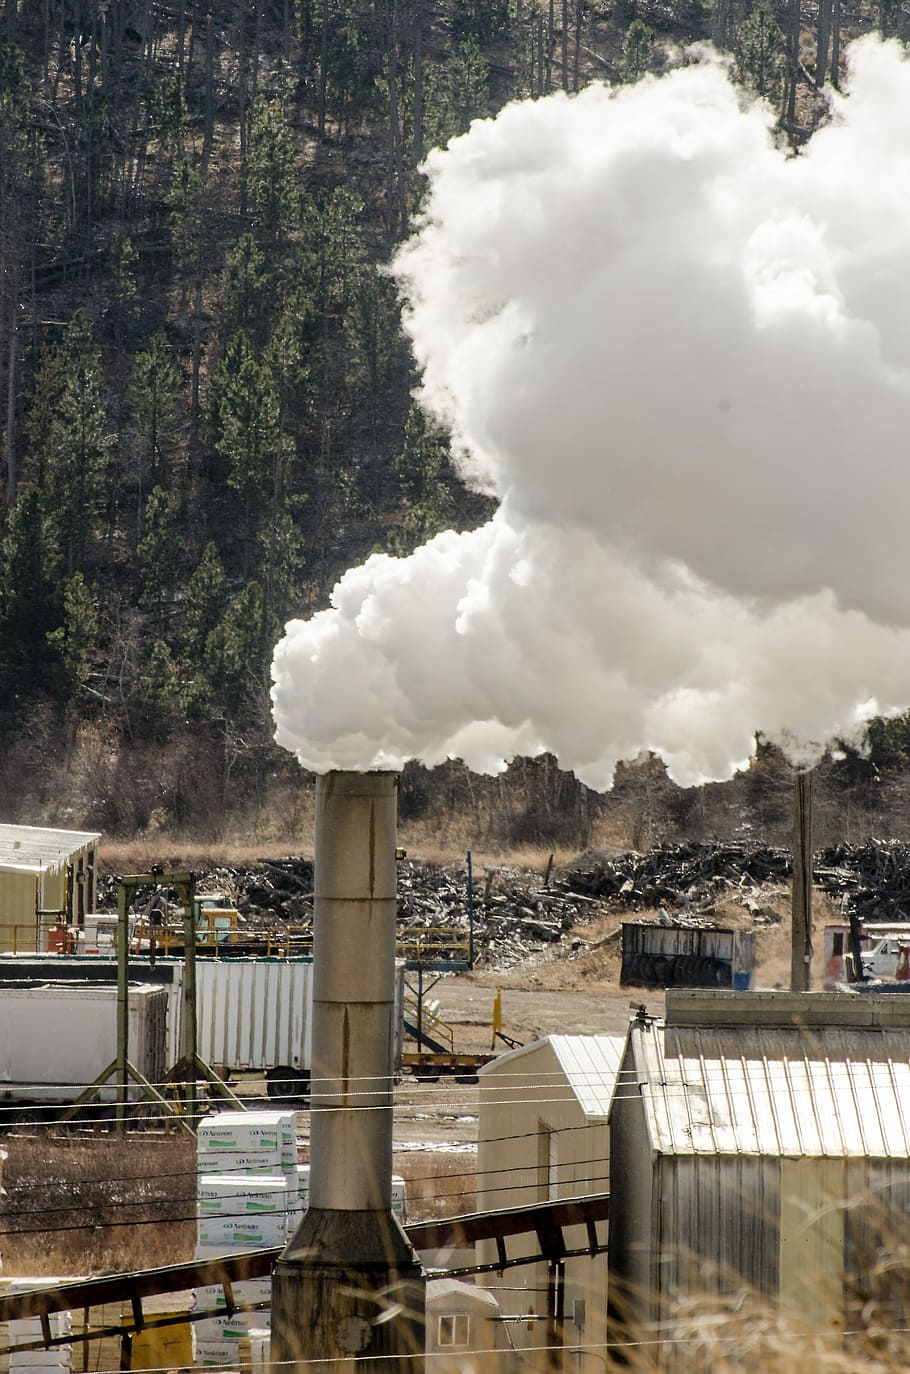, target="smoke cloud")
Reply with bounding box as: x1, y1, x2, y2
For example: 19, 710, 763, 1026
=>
272, 38, 910, 789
